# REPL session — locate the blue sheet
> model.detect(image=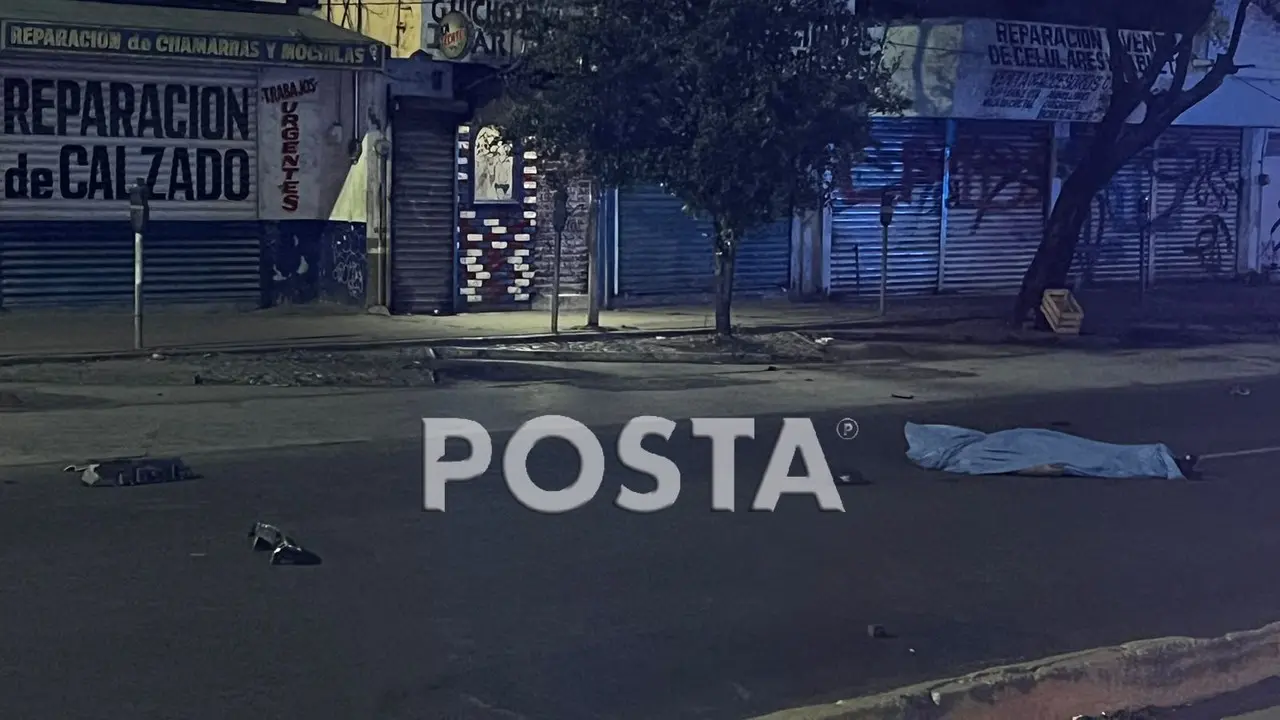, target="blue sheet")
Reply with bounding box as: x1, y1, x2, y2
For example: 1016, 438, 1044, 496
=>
904, 422, 1185, 479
